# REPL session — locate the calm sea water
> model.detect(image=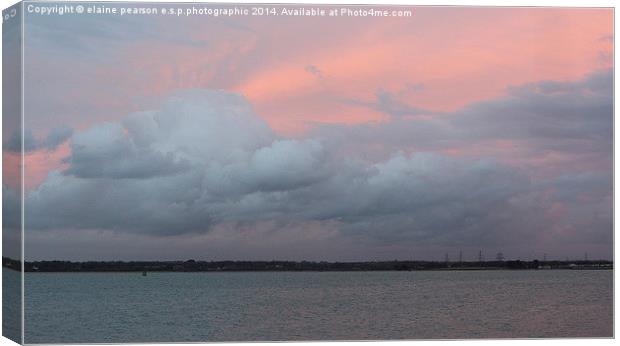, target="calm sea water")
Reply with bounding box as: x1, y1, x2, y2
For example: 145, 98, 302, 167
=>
20, 269, 612, 343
